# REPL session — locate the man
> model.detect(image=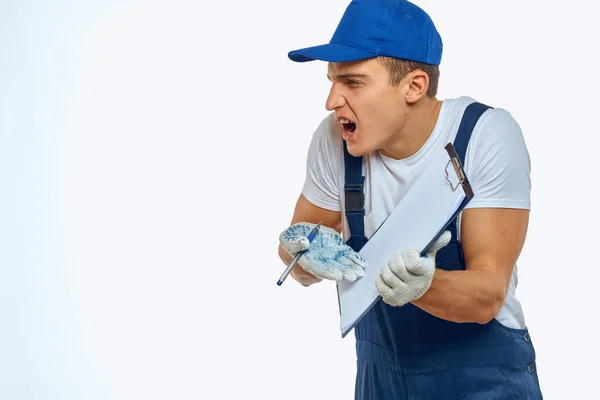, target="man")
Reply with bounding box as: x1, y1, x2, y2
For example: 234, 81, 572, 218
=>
277, 0, 543, 398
